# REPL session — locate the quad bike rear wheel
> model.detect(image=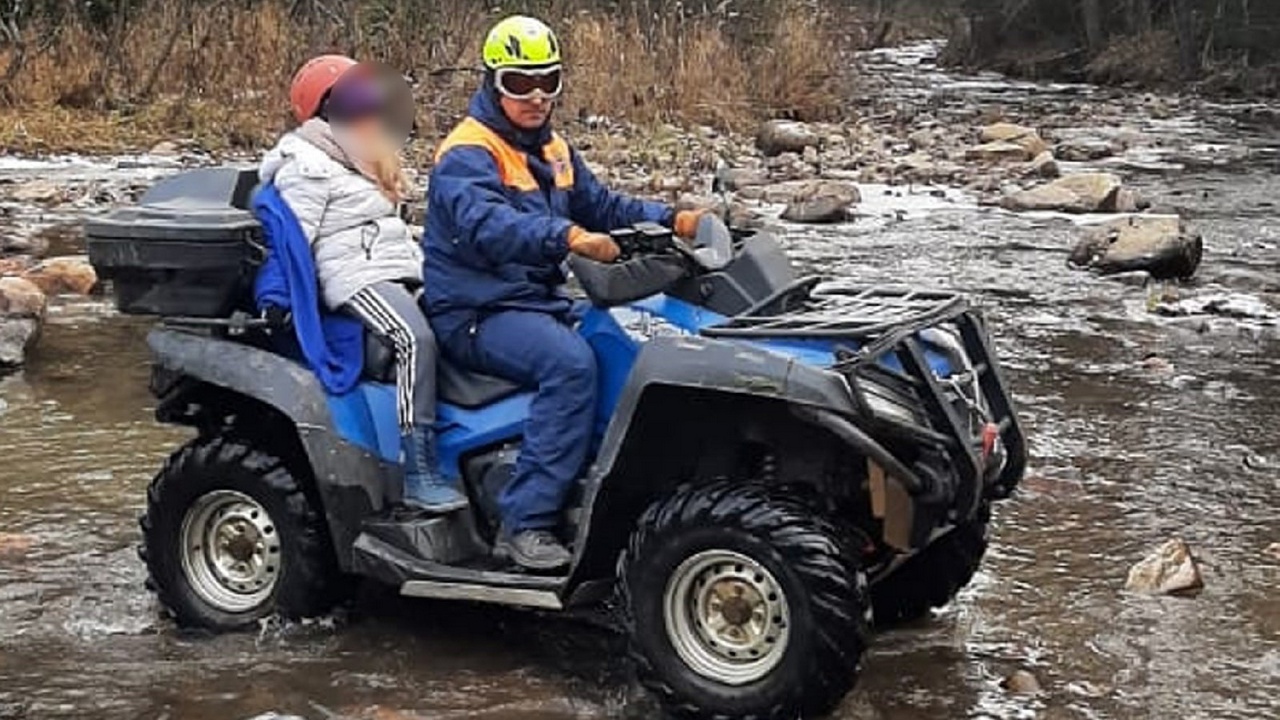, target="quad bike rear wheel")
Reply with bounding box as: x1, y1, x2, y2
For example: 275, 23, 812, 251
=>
620, 482, 870, 720
139, 435, 342, 630
870, 510, 990, 626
